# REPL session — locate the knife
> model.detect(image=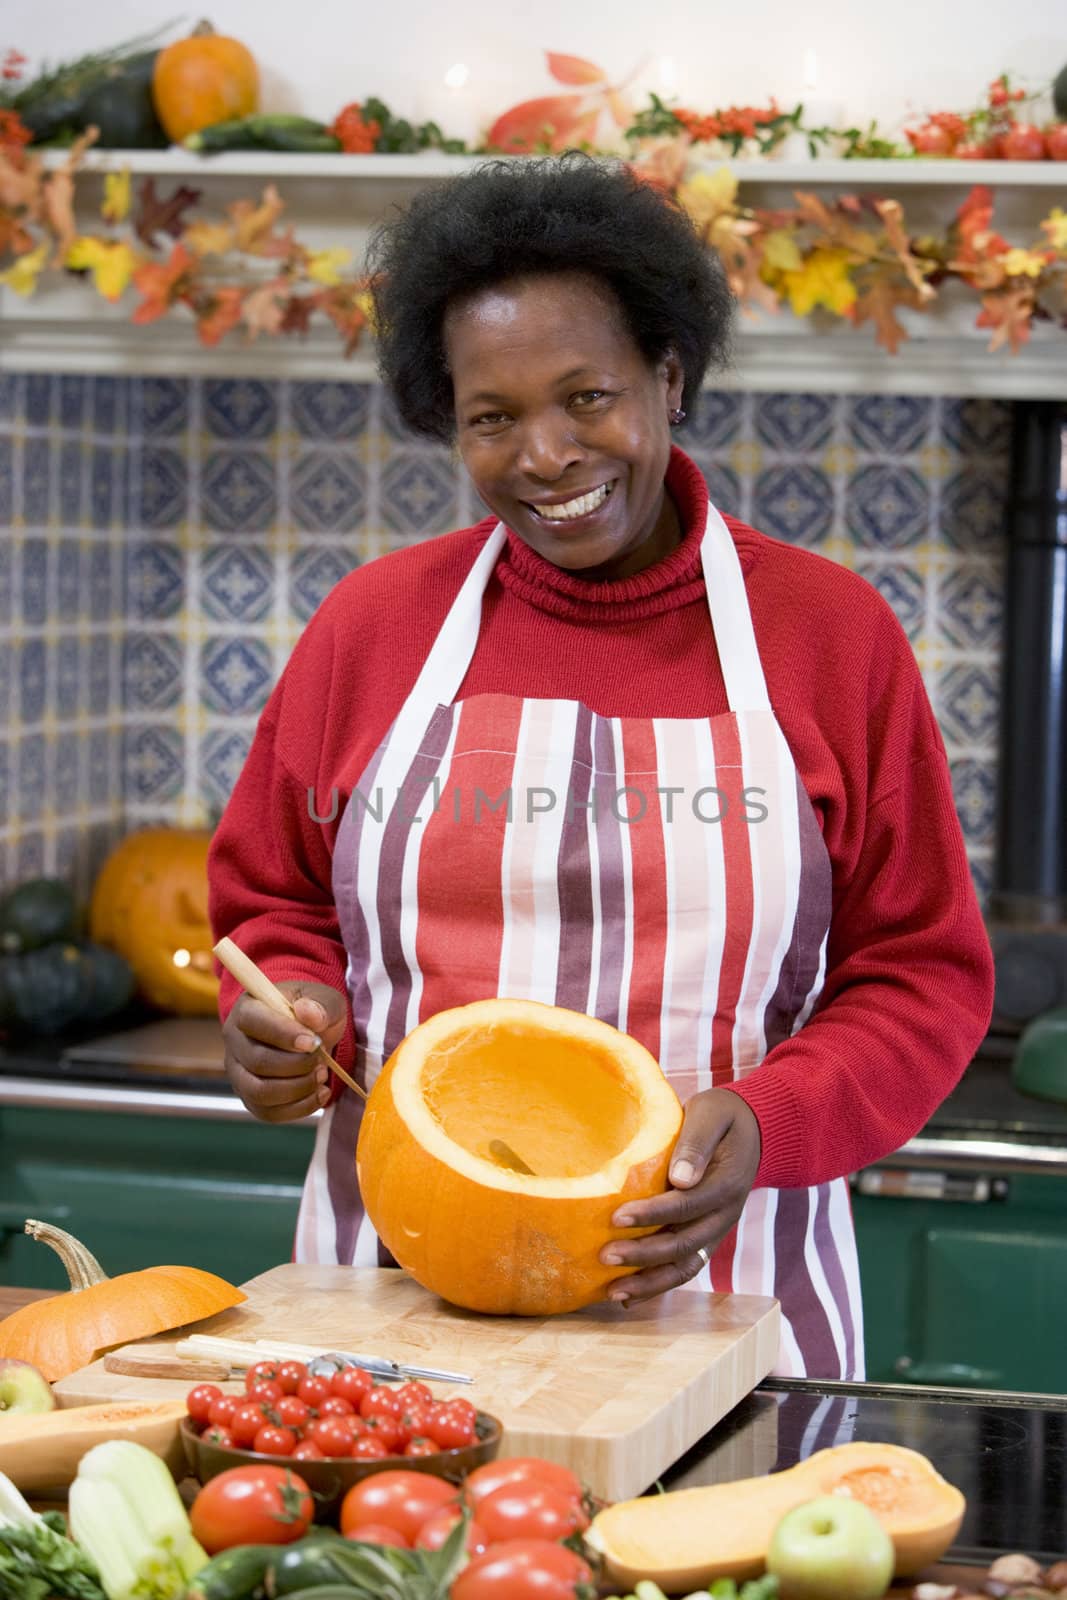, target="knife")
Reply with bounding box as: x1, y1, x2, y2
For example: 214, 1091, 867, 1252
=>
310, 1350, 475, 1385
179, 1334, 474, 1385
